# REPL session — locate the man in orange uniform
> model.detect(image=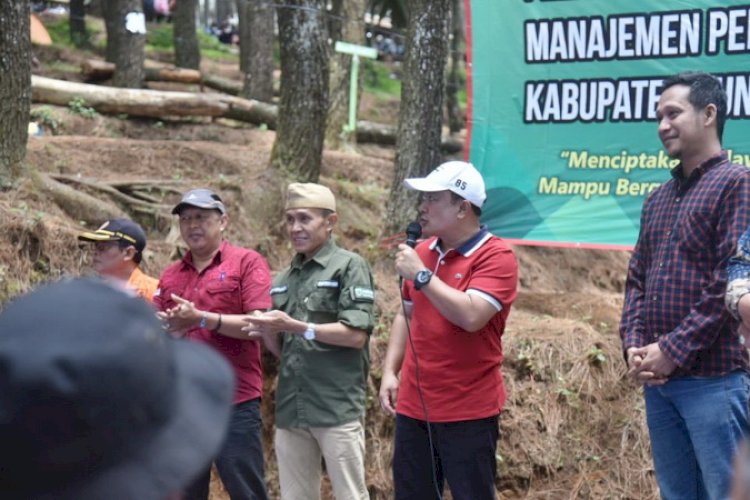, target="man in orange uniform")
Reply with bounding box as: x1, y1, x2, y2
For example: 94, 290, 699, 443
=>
78, 218, 158, 301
